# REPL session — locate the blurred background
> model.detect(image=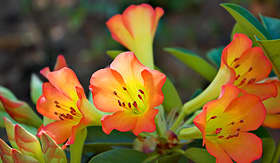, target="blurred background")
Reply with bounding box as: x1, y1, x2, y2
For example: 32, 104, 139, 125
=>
0, 0, 279, 107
